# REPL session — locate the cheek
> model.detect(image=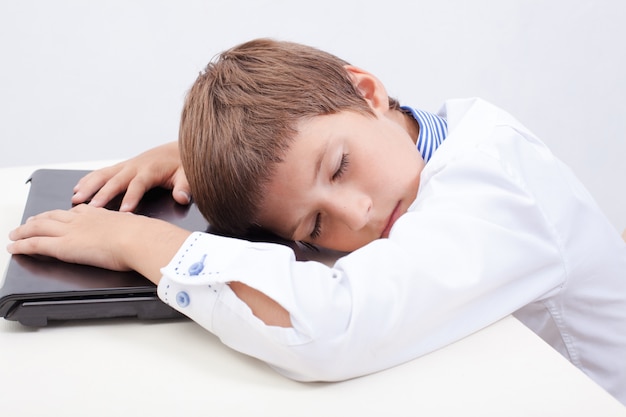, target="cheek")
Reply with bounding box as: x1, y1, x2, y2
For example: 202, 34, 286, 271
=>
404, 159, 423, 200
373, 151, 420, 189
